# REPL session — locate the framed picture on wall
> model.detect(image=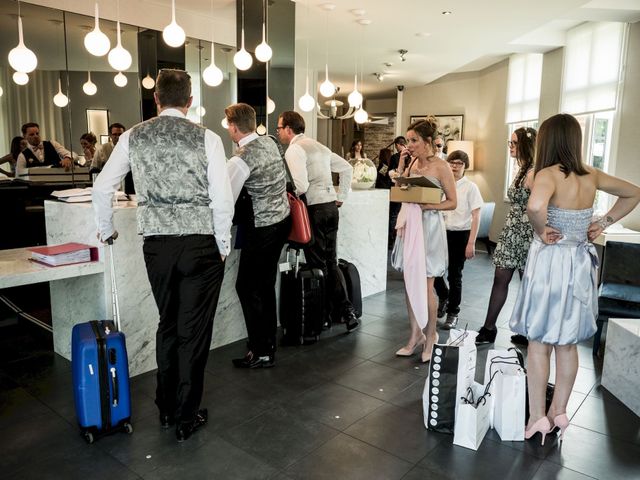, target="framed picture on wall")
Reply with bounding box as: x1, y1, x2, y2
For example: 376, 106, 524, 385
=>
409, 114, 464, 144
